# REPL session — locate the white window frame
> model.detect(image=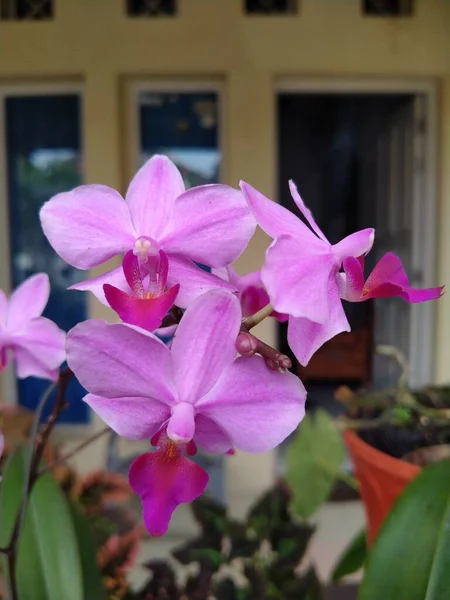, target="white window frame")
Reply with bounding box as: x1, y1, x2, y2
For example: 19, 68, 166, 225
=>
0, 82, 85, 428
274, 77, 438, 387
